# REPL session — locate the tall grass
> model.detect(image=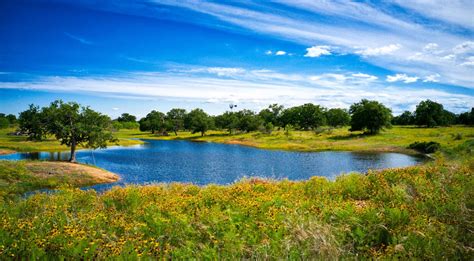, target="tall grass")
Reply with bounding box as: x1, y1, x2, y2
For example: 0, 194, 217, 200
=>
1, 158, 472, 259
